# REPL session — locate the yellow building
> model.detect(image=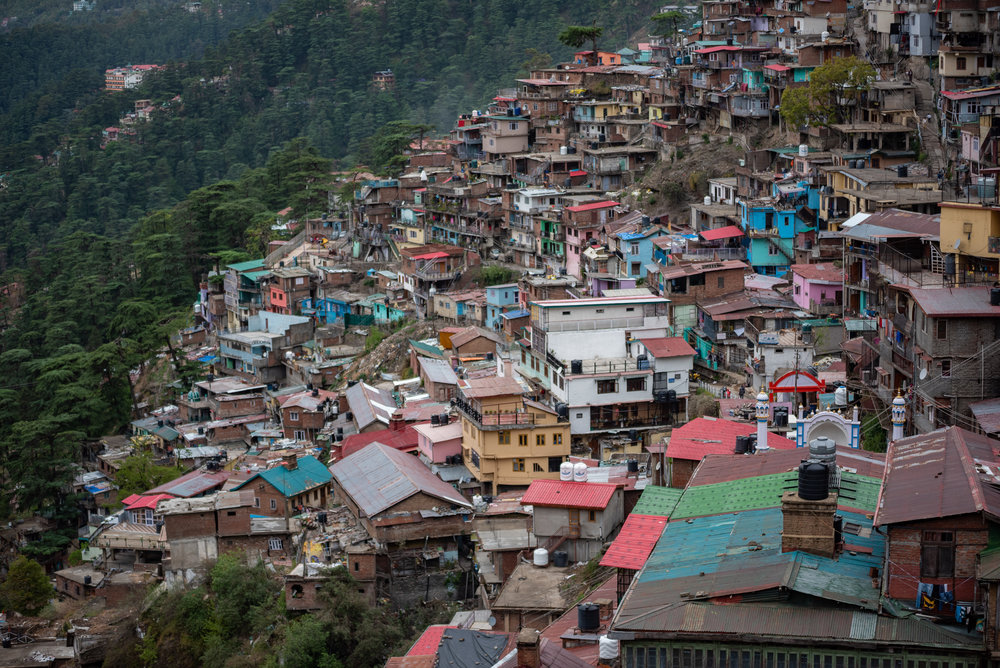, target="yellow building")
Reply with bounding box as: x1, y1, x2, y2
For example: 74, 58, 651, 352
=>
939, 201, 1000, 280
455, 375, 571, 494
